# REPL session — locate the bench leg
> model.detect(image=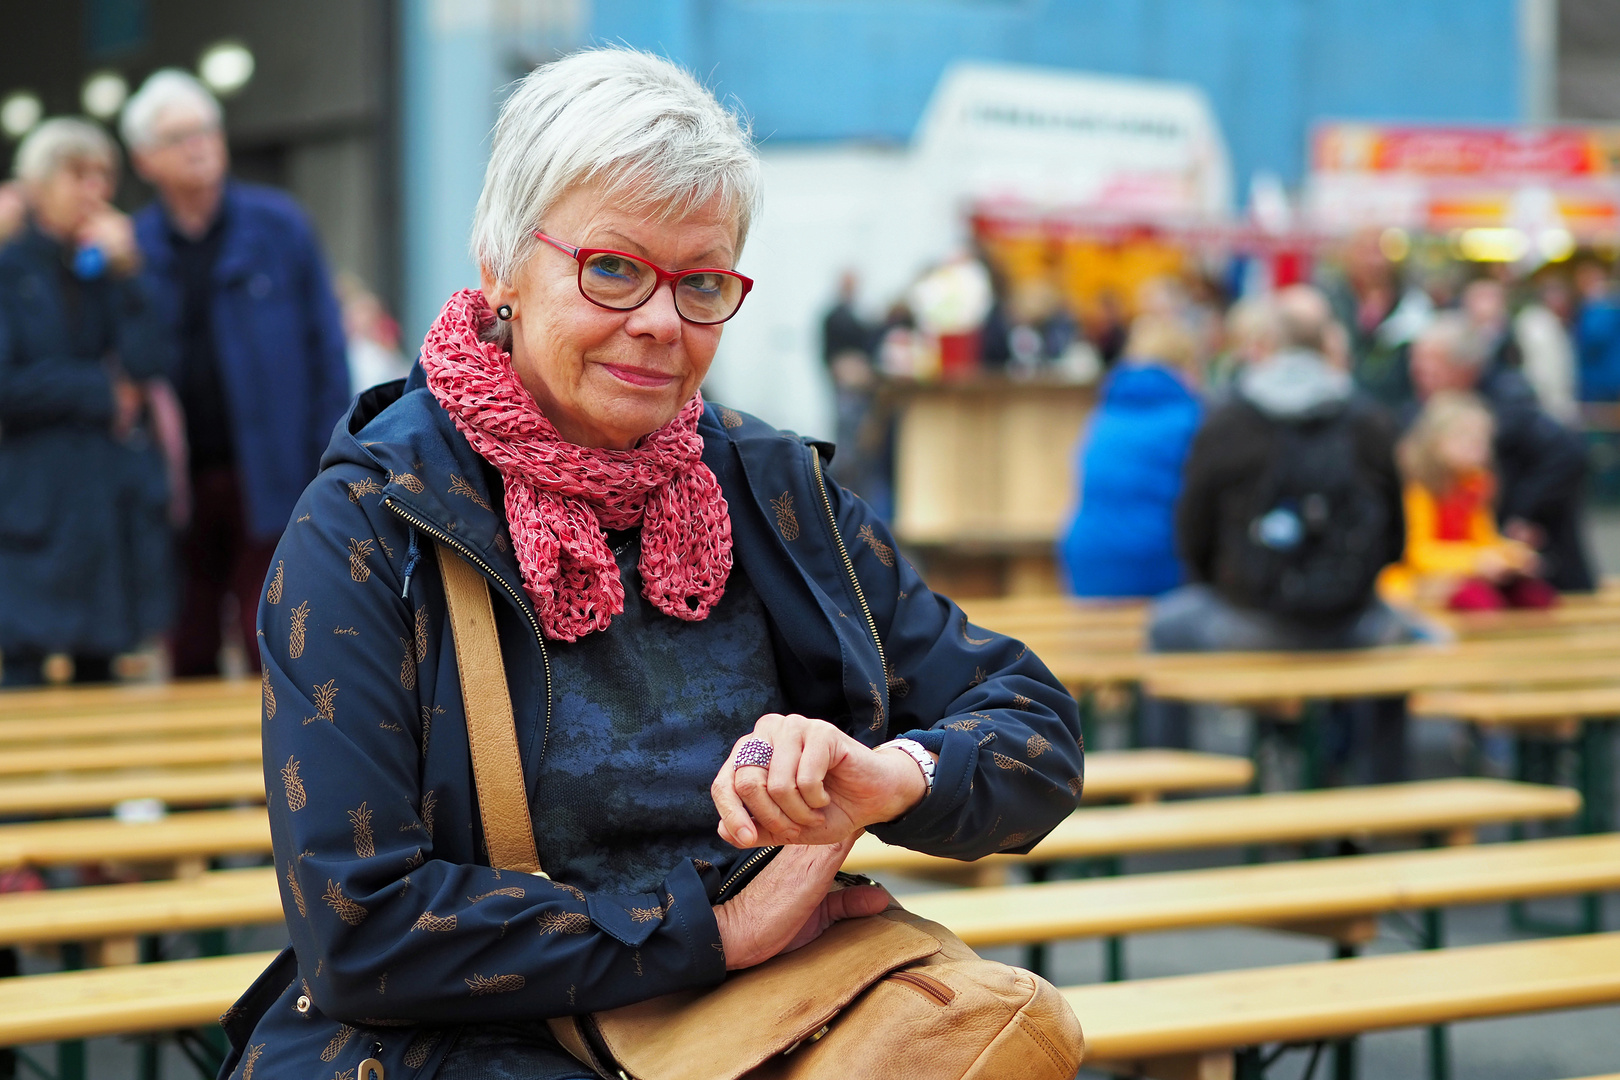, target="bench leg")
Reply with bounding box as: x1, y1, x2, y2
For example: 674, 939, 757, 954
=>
137, 937, 163, 1080
55, 943, 85, 1080
1423, 909, 1450, 1080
